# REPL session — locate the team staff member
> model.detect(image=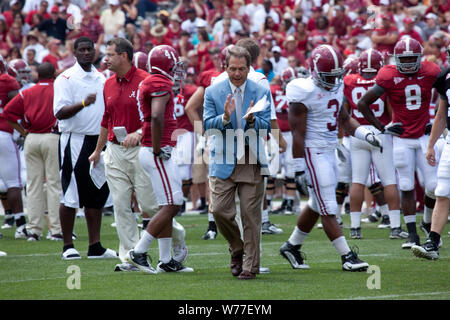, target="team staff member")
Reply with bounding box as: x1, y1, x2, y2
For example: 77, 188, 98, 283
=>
0, 55, 28, 239
89, 38, 188, 271
2, 62, 62, 241
53, 36, 118, 260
